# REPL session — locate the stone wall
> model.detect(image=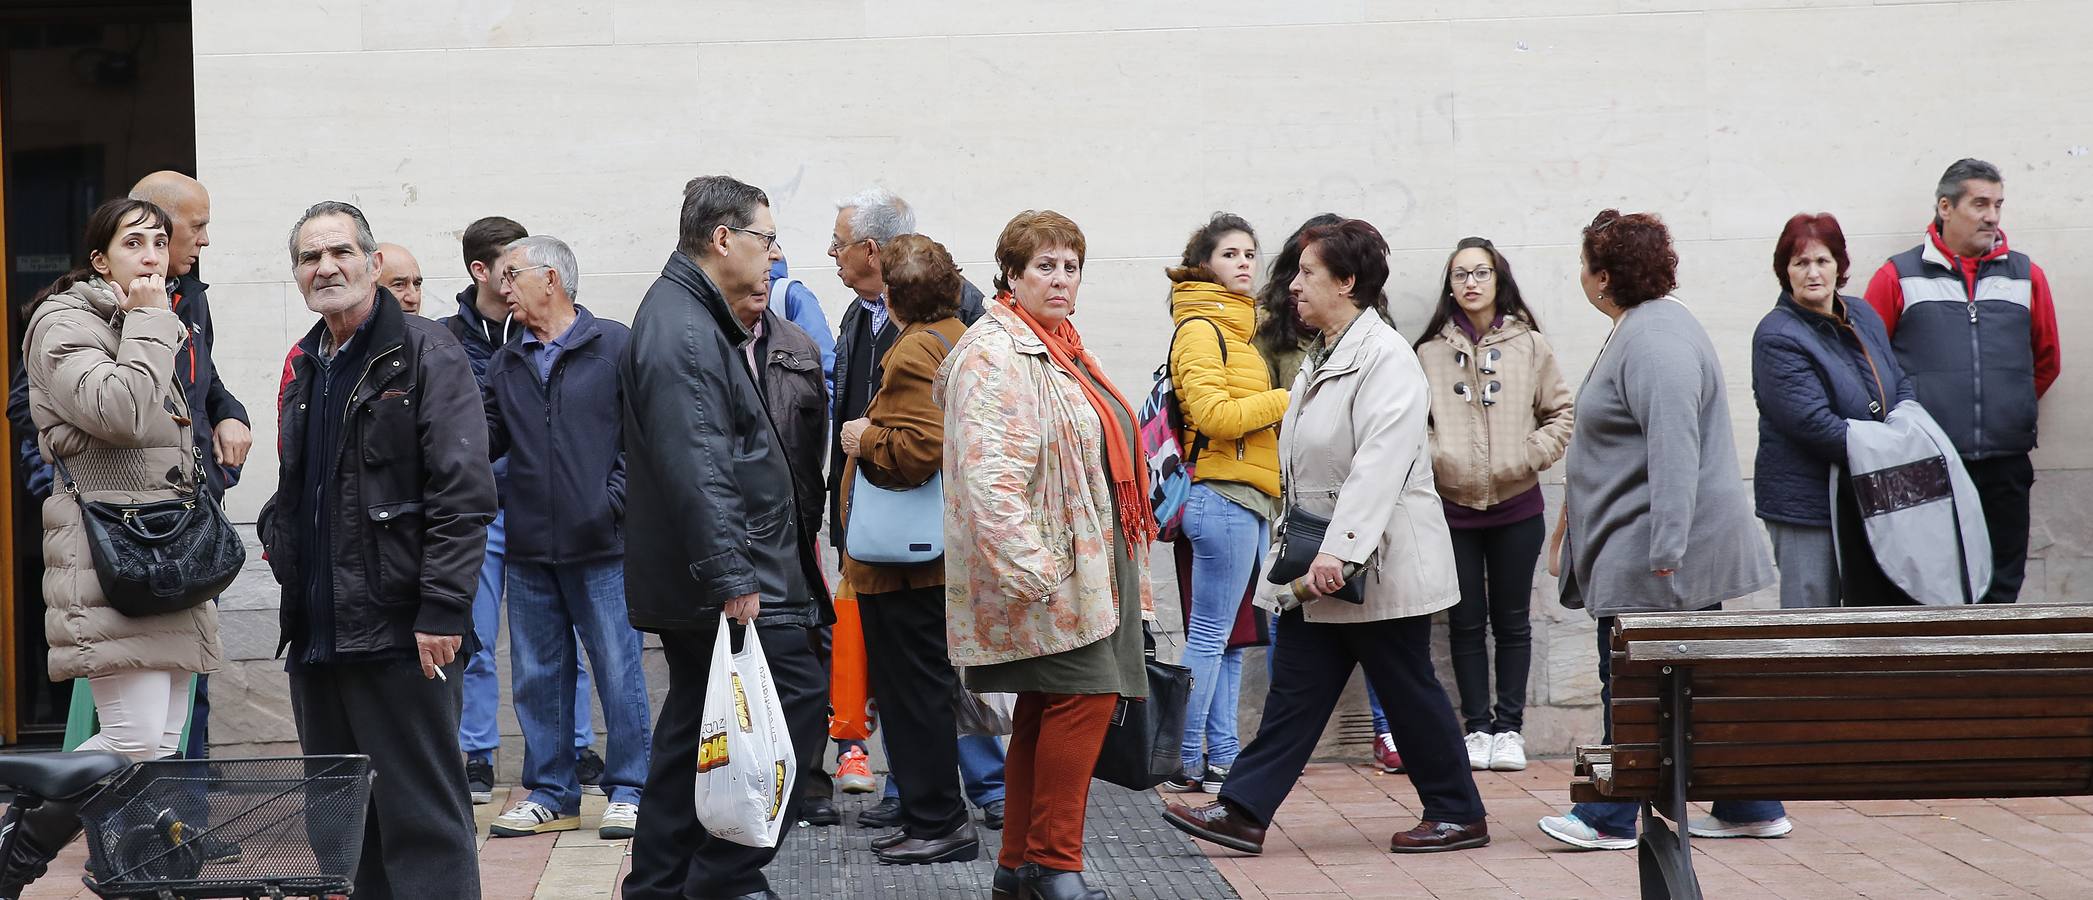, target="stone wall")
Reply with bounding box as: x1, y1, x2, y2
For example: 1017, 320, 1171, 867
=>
193, 0, 2093, 761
